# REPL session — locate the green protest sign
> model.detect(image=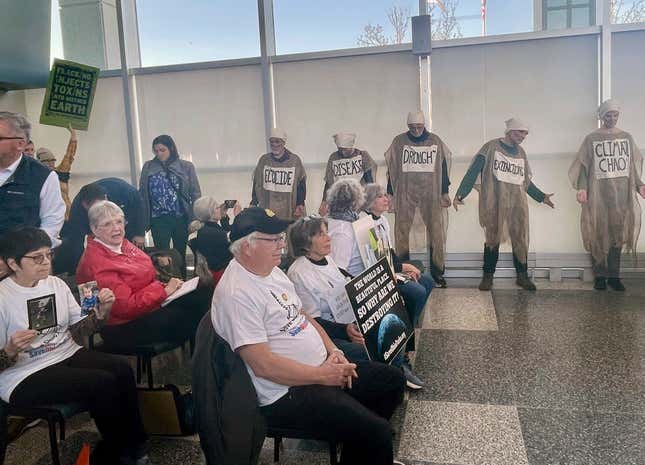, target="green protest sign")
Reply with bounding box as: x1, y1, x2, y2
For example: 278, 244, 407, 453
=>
39, 59, 99, 131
